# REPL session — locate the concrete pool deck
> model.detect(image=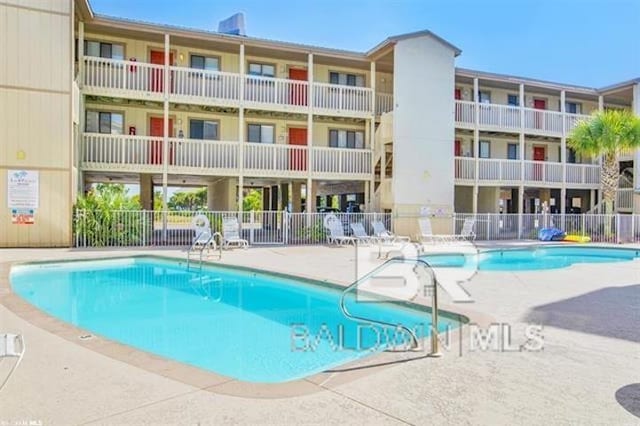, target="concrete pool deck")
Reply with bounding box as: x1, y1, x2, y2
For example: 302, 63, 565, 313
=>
1, 244, 639, 425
